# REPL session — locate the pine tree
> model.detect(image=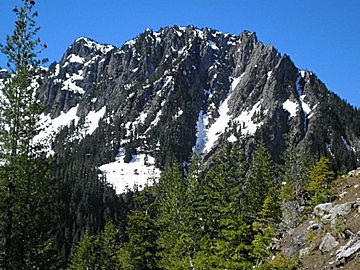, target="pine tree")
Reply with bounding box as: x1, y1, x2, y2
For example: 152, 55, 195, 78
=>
0, 0, 58, 268
67, 231, 97, 270
281, 145, 311, 201
280, 145, 312, 228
